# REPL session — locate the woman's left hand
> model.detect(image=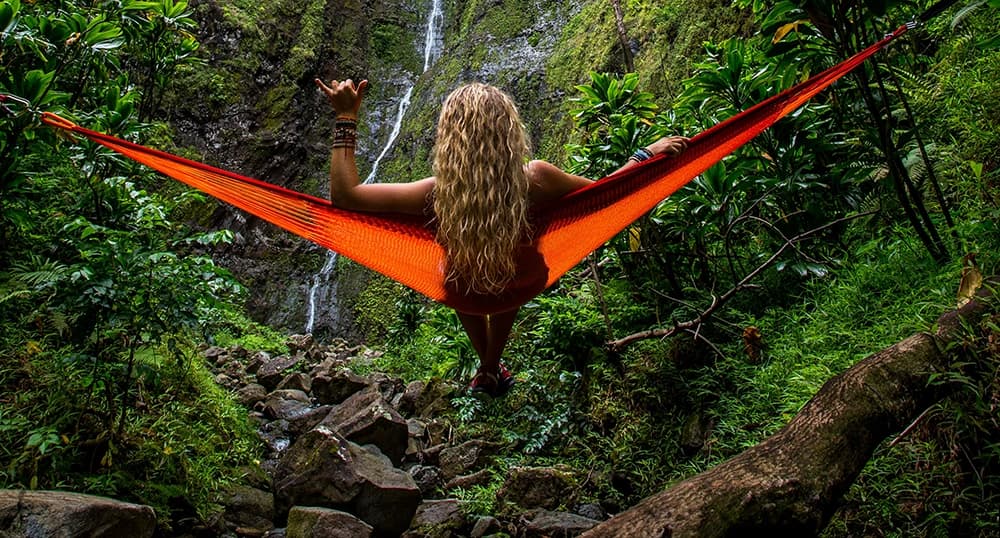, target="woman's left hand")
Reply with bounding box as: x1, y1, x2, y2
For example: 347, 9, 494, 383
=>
315, 78, 368, 120
647, 135, 690, 157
